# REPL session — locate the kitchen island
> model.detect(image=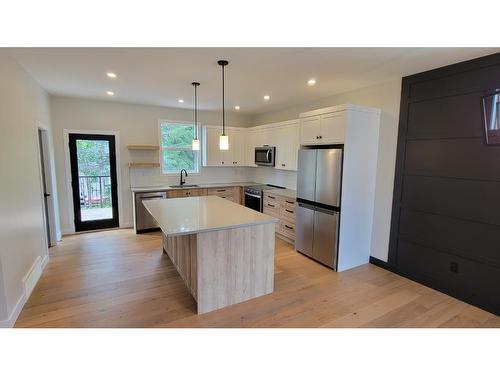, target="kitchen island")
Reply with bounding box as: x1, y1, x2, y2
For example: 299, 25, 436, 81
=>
143, 195, 278, 314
